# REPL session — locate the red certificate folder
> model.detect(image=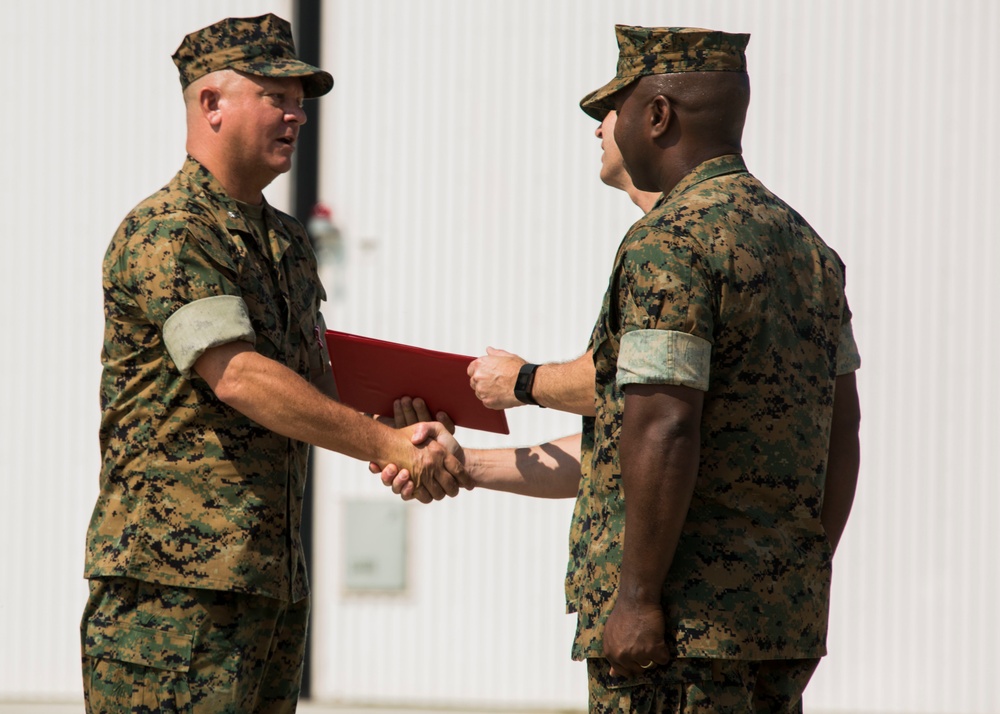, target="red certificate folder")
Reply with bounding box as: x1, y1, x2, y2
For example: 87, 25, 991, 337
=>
325, 330, 510, 434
